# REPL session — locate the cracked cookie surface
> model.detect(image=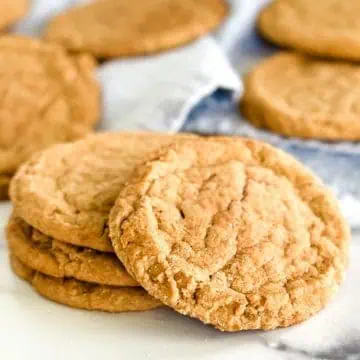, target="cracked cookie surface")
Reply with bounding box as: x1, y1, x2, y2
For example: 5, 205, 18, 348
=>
7, 214, 138, 287
110, 138, 349, 331
44, 0, 228, 58
241, 52, 360, 140
0, 36, 99, 176
258, 0, 360, 61
0, 0, 28, 30
10, 132, 194, 252
10, 255, 162, 312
